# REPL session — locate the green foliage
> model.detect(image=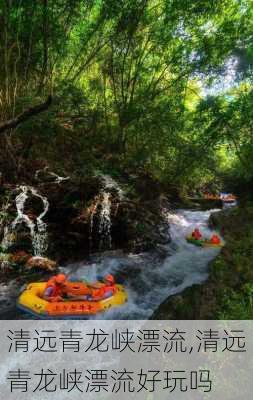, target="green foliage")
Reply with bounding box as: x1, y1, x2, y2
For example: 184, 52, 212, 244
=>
136, 222, 145, 234
0, 0, 253, 194
217, 285, 253, 319
209, 205, 253, 319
